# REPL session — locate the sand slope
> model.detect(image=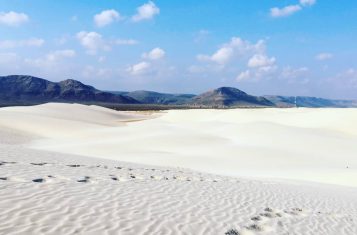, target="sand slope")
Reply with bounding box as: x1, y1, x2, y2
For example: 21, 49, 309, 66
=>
1, 104, 356, 186
1, 103, 357, 234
